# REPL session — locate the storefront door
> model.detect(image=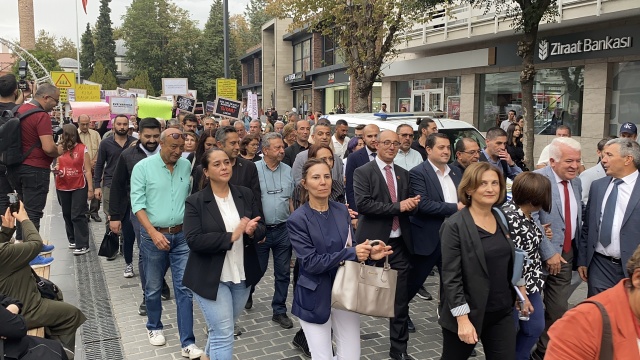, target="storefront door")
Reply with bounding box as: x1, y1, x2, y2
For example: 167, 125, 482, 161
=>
412, 90, 444, 112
